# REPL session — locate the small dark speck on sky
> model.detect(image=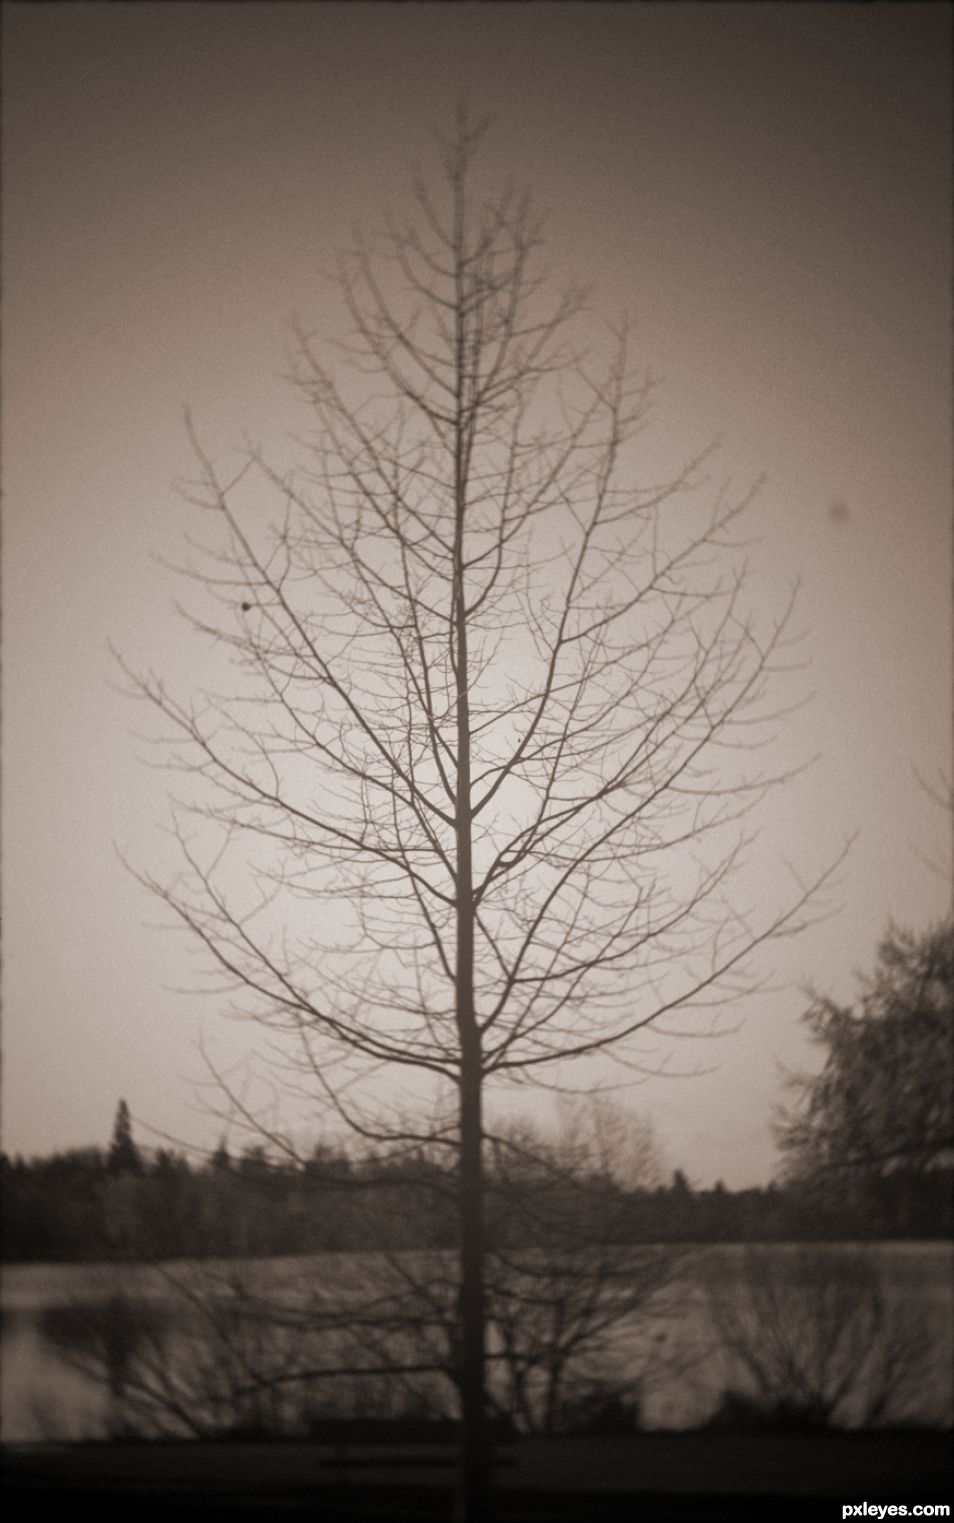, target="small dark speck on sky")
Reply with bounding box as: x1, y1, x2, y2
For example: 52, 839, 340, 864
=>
826, 498, 852, 526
